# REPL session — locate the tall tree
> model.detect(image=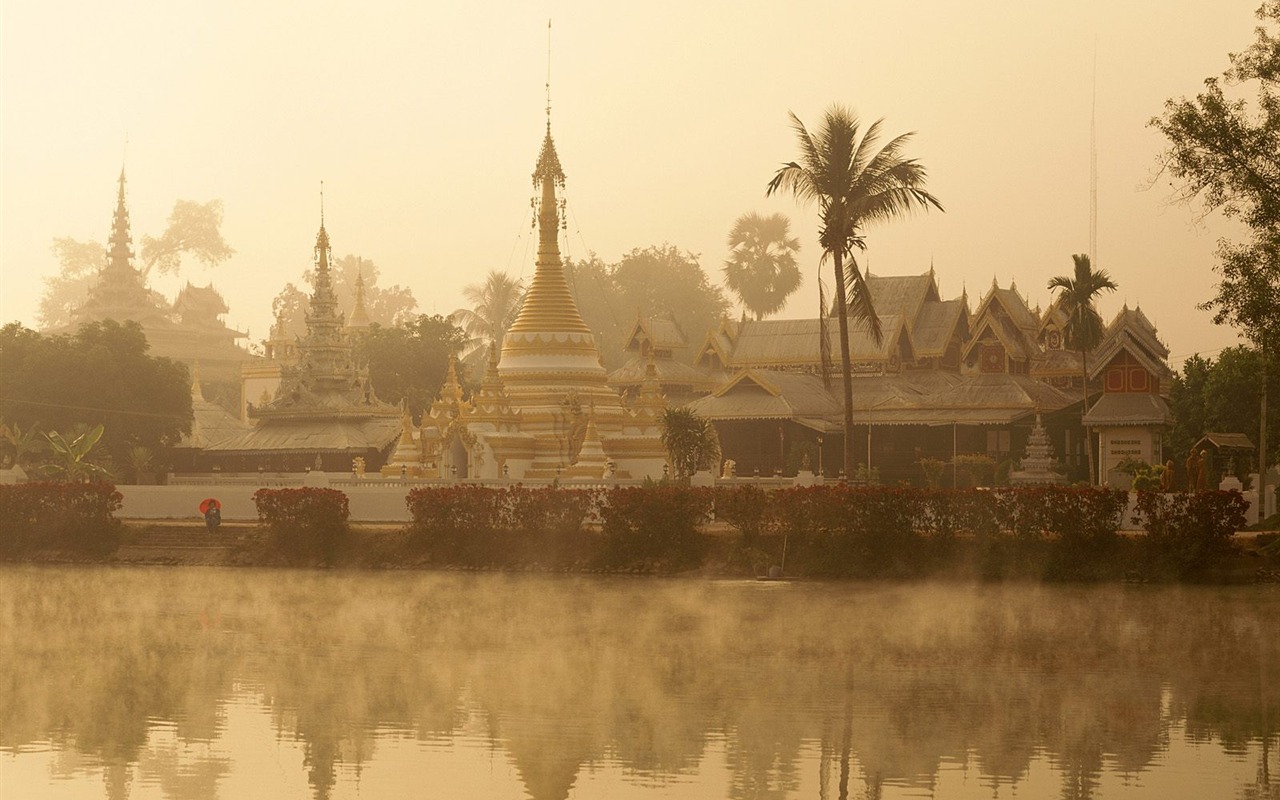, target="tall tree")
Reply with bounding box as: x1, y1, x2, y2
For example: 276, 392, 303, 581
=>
722, 212, 803, 320
564, 246, 730, 370
0, 321, 191, 470
767, 106, 943, 476
450, 270, 526, 361
139, 199, 235, 280
1047, 254, 1117, 485
1153, 1, 1280, 508
353, 314, 468, 420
